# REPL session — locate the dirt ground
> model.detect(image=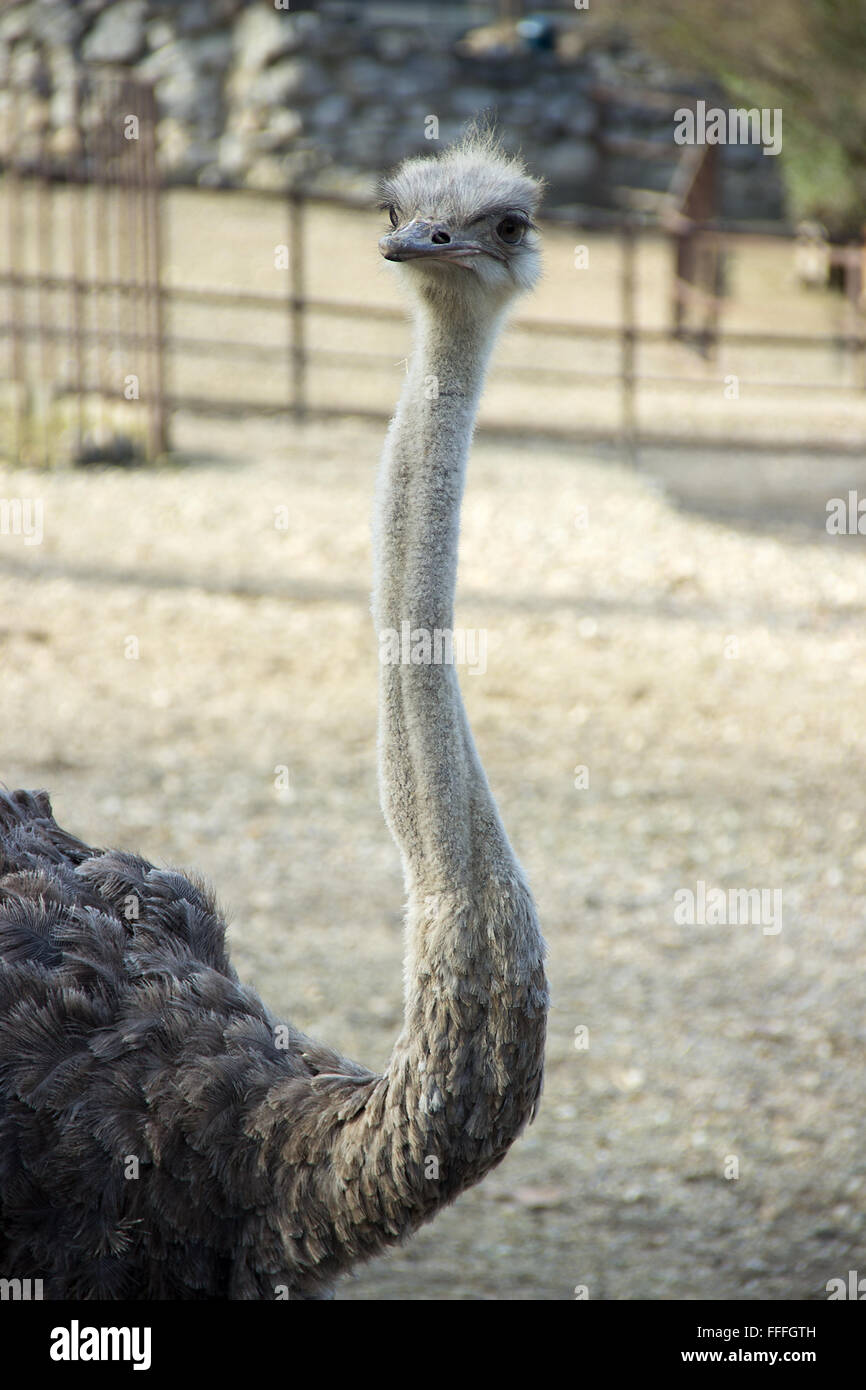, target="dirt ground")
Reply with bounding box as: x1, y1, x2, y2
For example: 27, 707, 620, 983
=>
1, 404, 865, 1299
